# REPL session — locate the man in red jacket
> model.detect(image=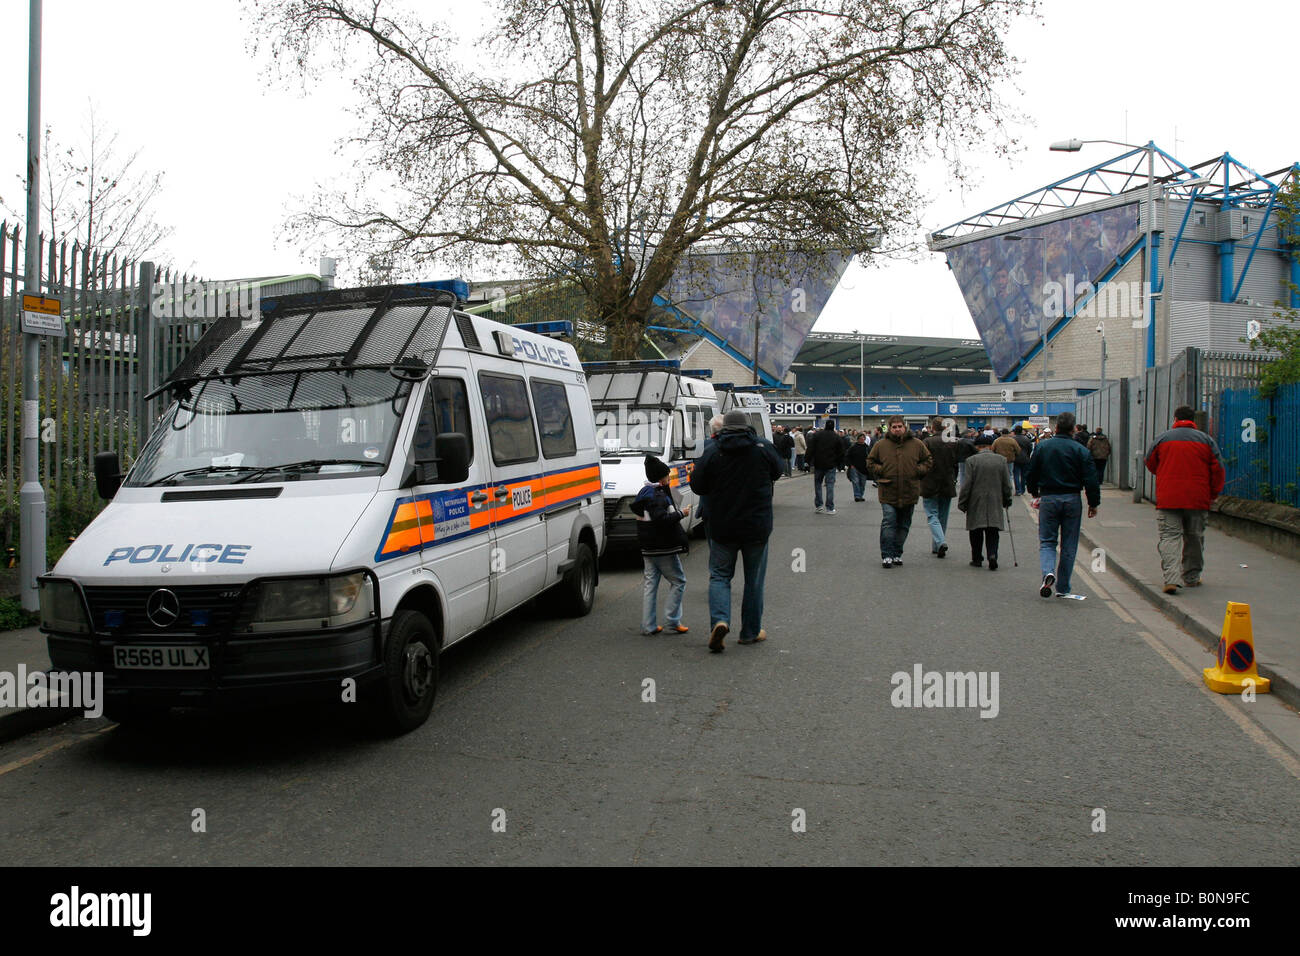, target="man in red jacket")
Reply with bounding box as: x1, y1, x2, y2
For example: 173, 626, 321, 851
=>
1144, 405, 1226, 594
